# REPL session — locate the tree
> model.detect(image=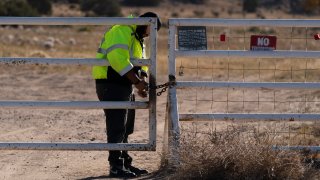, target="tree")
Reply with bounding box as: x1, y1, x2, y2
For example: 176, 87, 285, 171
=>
27, 0, 52, 15
243, 0, 259, 13
170, 0, 206, 4
0, 0, 38, 16
122, 0, 162, 6
303, 0, 320, 14
80, 0, 122, 16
